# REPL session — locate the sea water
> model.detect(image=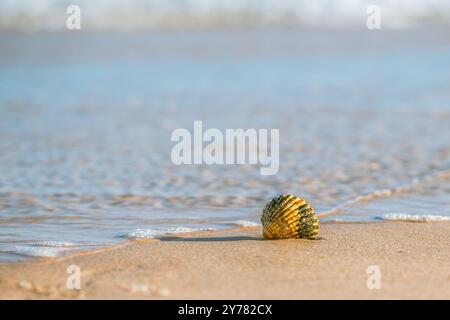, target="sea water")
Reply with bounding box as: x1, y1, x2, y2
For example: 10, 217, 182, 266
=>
0, 28, 449, 261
